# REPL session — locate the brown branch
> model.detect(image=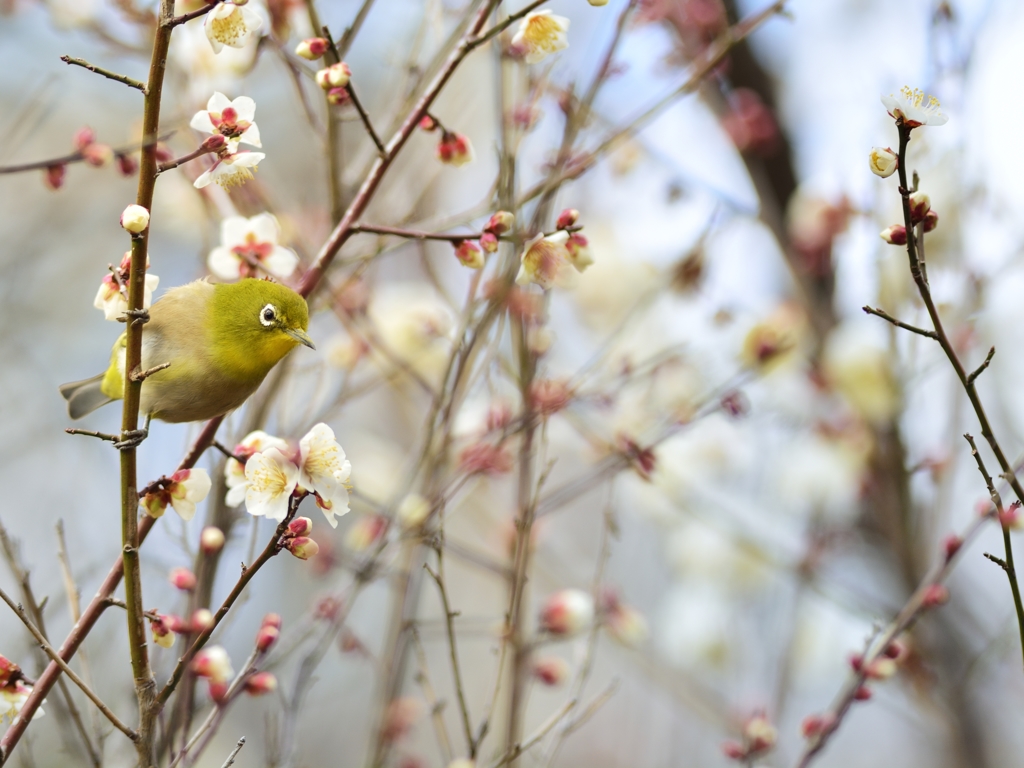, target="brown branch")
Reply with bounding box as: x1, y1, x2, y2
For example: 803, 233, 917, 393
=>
130, 361, 171, 382
60, 55, 147, 92
409, 626, 455, 765
65, 428, 120, 442
0, 132, 172, 175
345, 83, 386, 156
468, 0, 547, 49
968, 346, 996, 385
0, 586, 138, 742
862, 305, 938, 340
165, 0, 221, 27
219, 737, 245, 768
